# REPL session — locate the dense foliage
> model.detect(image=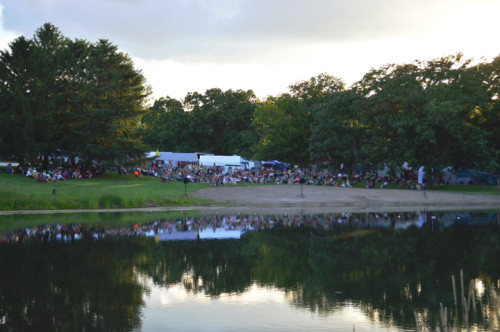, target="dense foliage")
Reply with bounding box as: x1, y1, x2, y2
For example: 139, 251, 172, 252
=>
1, 24, 498, 179
141, 56, 498, 176
141, 88, 257, 157
0, 23, 150, 168
354, 54, 498, 184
